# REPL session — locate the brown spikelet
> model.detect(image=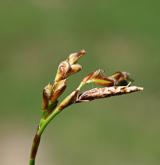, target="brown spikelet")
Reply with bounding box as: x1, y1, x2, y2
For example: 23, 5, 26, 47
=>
59, 90, 79, 110
50, 79, 67, 103
109, 71, 133, 86
42, 83, 53, 110
68, 49, 86, 65
55, 61, 71, 82
82, 69, 114, 86
76, 86, 144, 103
